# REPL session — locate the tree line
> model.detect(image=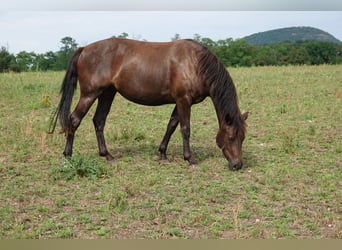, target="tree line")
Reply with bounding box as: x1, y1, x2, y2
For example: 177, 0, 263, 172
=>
0, 37, 78, 73
189, 34, 342, 67
1, 34, 341, 73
